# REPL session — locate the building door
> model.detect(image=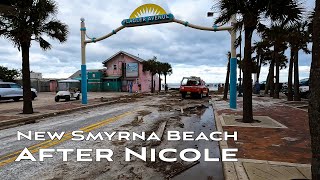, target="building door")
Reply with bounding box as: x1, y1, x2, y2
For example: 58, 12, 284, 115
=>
121, 80, 127, 92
